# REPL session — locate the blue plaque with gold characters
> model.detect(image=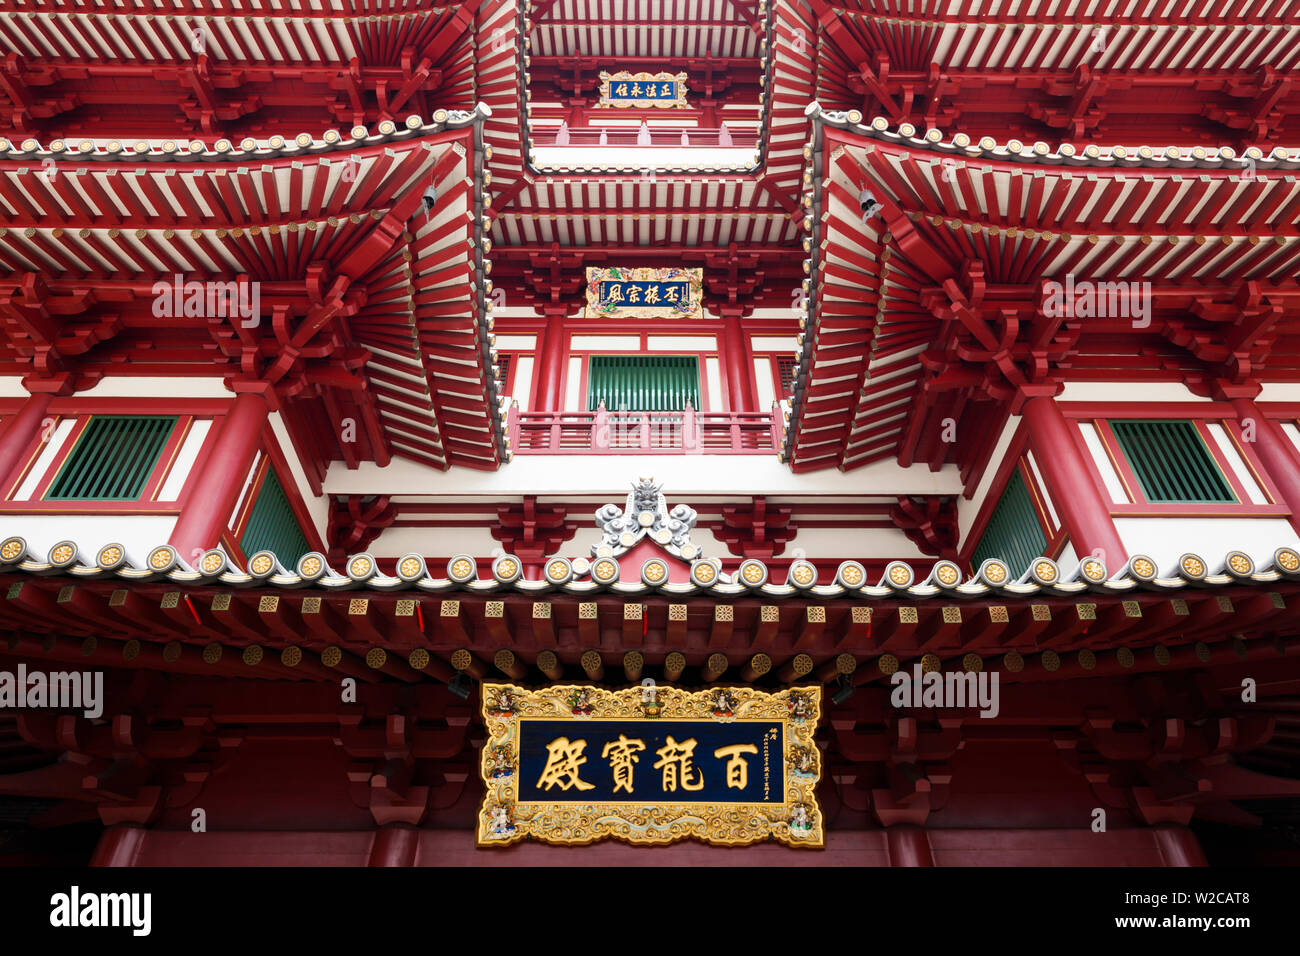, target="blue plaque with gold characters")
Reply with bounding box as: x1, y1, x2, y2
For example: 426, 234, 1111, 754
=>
477, 683, 823, 847
598, 70, 688, 108
584, 266, 704, 319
